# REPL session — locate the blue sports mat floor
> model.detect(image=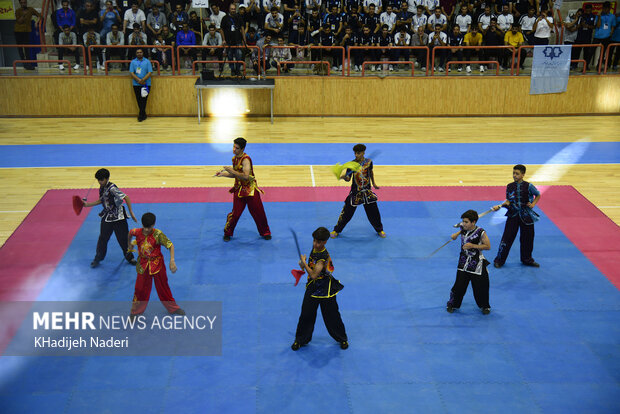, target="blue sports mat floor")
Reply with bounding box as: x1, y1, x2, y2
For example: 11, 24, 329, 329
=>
1, 200, 619, 413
